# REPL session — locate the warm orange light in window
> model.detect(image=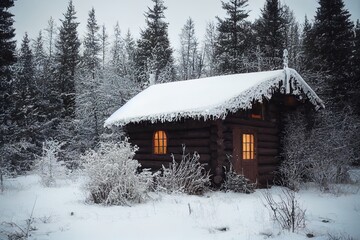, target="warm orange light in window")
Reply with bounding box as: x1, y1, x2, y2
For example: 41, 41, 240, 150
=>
251, 114, 262, 119
242, 134, 255, 160
154, 131, 167, 154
